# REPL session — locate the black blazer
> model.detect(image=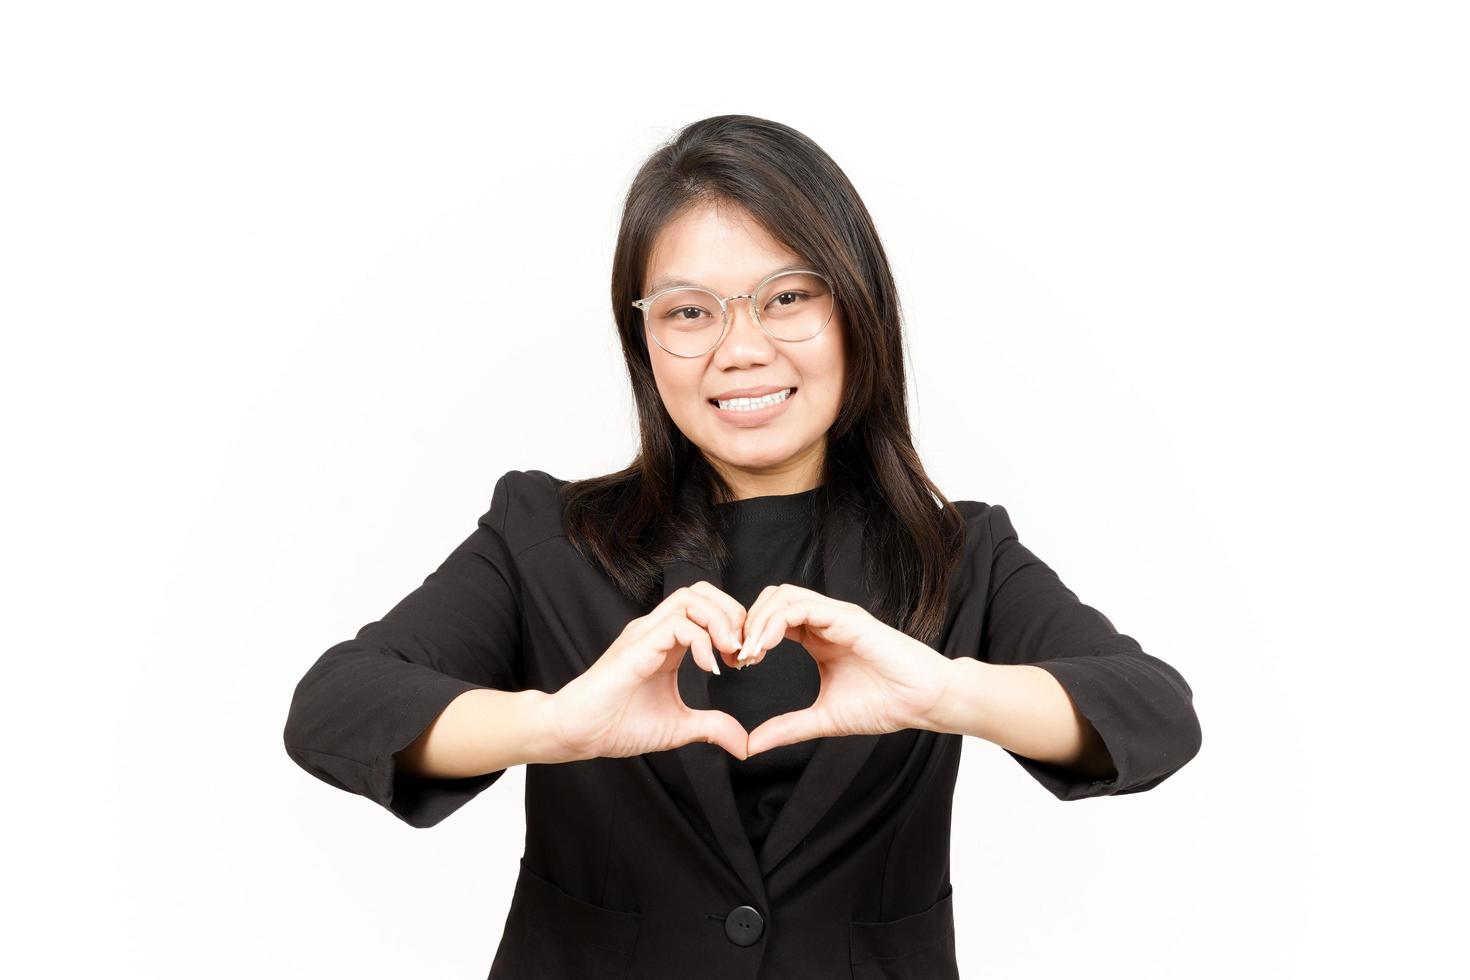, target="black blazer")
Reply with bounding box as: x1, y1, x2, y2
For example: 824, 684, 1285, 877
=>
283, 469, 1201, 979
